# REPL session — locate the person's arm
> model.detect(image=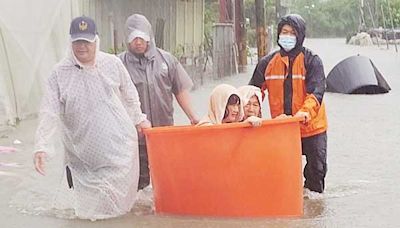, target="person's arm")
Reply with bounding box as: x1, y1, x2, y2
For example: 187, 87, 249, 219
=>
170, 58, 199, 125
295, 51, 326, 123
33, 71, 62, 175
34, 152, 47, 175
249, 61, 267, 88
175, 90, 199, 125
249, 53, 275, 88
249, 52, 276, 101
116, 58, 150, 129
